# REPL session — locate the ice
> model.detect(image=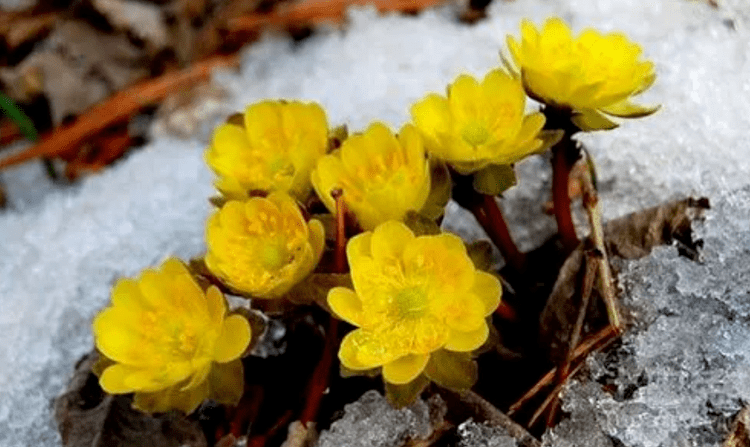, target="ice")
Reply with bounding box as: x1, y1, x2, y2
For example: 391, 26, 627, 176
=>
1, 0, 750, 445
316, 390, 441, 447
546, 187, 750, 447
456, 420, 519, 447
